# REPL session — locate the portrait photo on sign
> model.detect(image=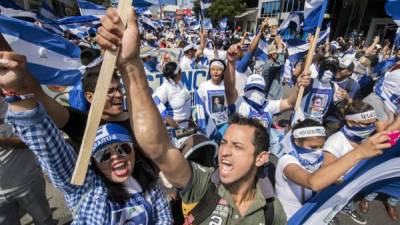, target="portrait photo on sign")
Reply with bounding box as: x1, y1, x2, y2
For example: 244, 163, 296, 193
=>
211, 95, 225, 113
309, 94, 328, 114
